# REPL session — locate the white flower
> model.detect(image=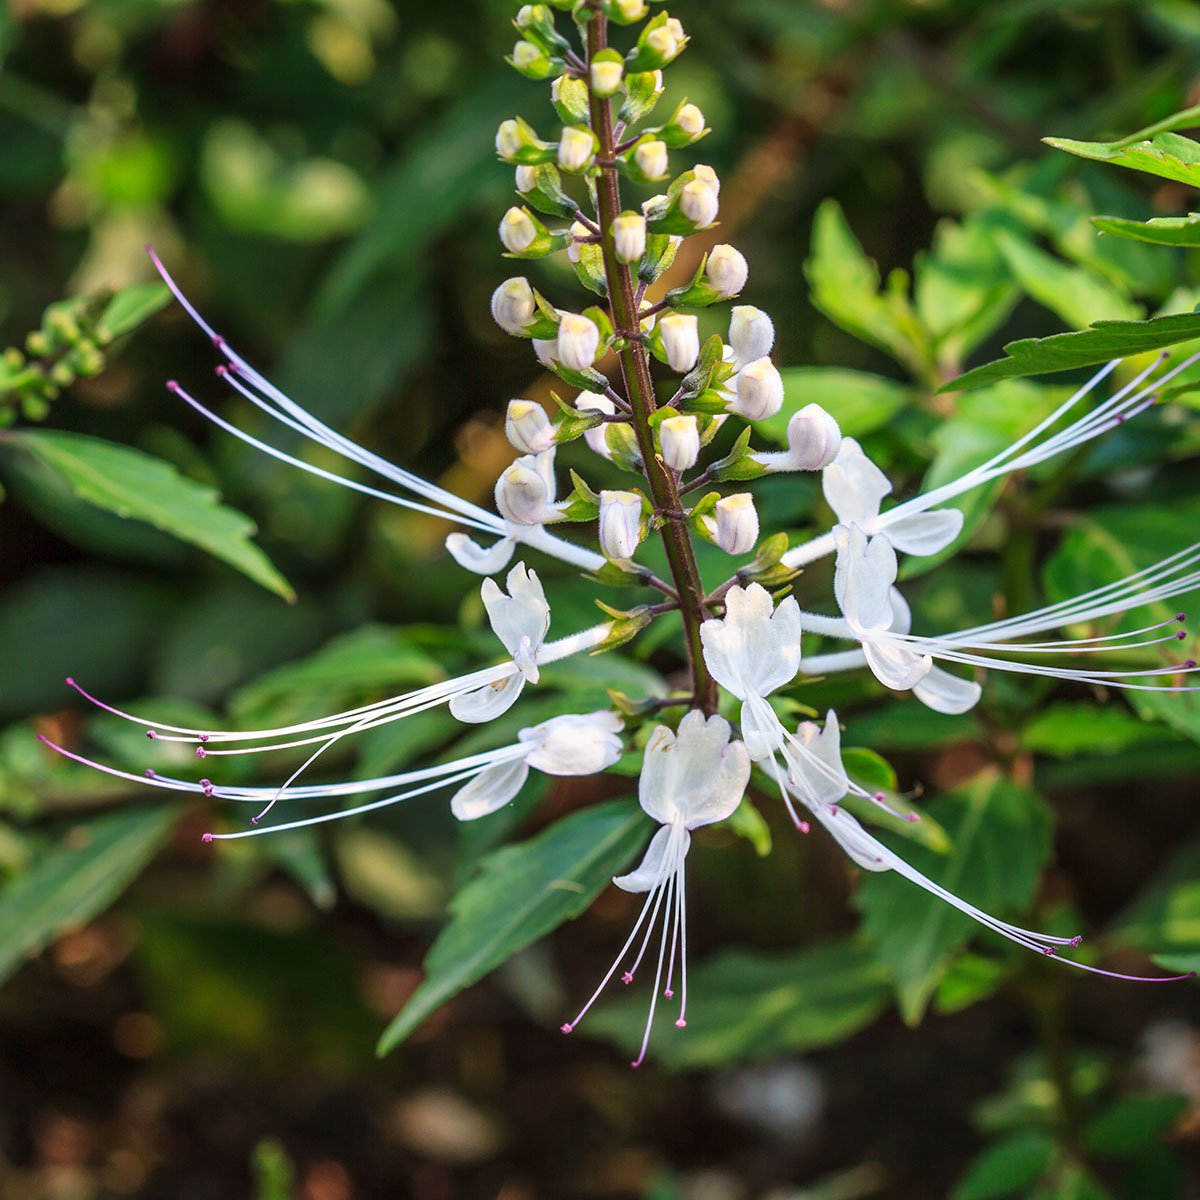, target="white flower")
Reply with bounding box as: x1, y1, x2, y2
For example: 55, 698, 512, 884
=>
727, 357, 783, 422
490, 277, 537, 335
495, 449, 565, 526
557, 312, 601, 371
707, 493, 759, 555
675, 103, 705, 138
659, 312, 700, 373
701, 582, 802, 760
886, 588, 983, 715
590, 58, 624, 97
500, 207, 538, 254
613, 213, 647, 264
495, 119, 524, 162
505, 399, 555, 454
729, 305, 774, 367
634, 139, 669, 181
558, 126, 596, 171
562, 712, 750, 1063
514, 164, 537, 193
823, 438, 963, 556
533, 337, 558, 368
576, 390, 615, 458
705, 244, 748, 299
659, 414, 700, 471
452, 711, 624, 820
680, 179, 719, 228
754, 404, 841, 473
450, 563, 551, 723
599, 489, 643, 560
783, 710, 849, 812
